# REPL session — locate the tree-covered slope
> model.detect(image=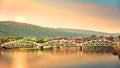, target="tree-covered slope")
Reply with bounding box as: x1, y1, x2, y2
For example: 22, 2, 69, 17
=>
0, 21, 118, 38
